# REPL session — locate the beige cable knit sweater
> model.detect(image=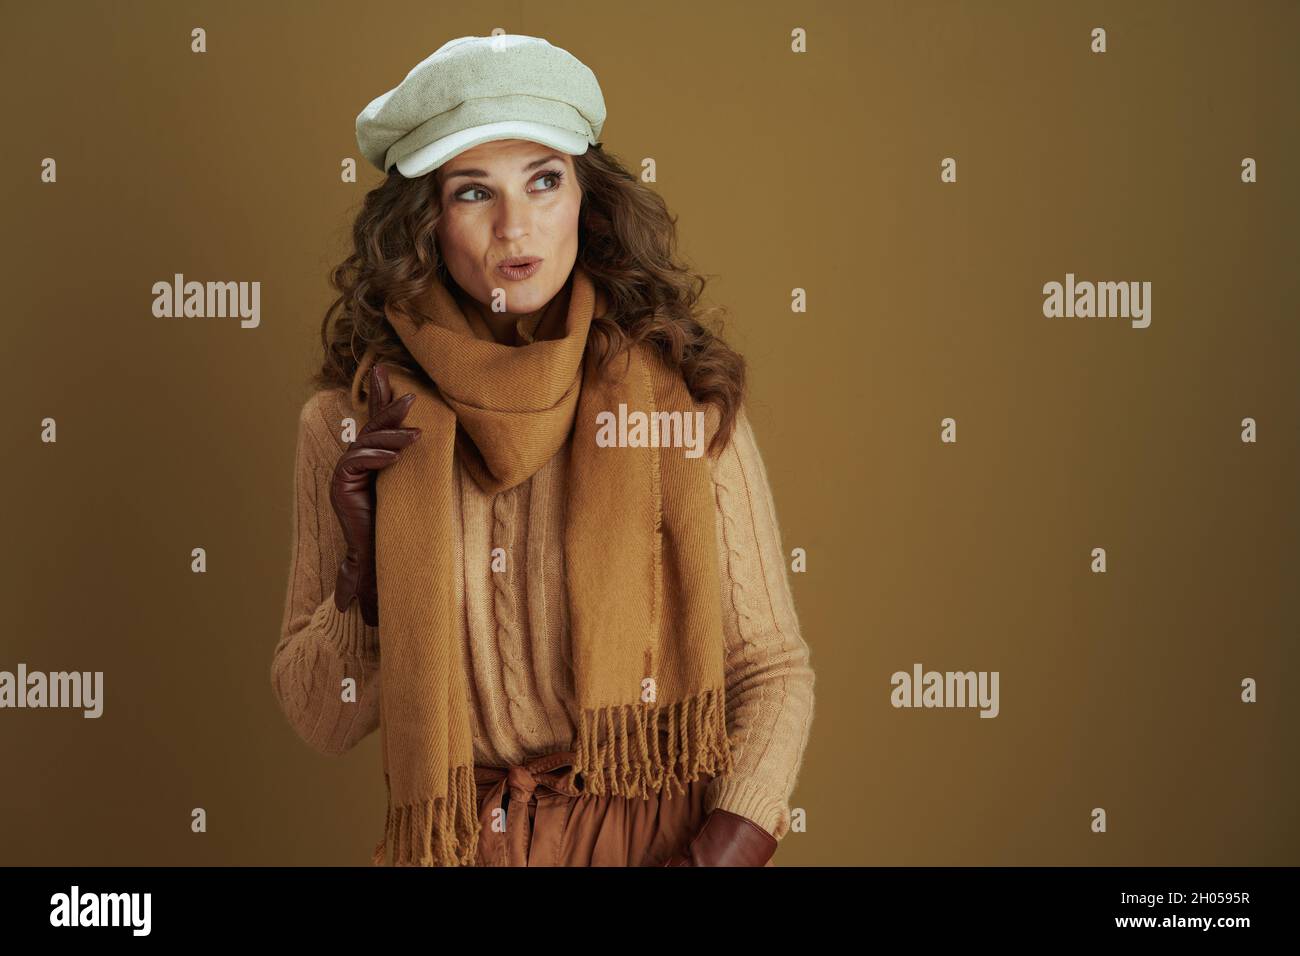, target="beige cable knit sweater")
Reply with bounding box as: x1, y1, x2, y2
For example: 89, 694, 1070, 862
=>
270, 385, 815, 840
